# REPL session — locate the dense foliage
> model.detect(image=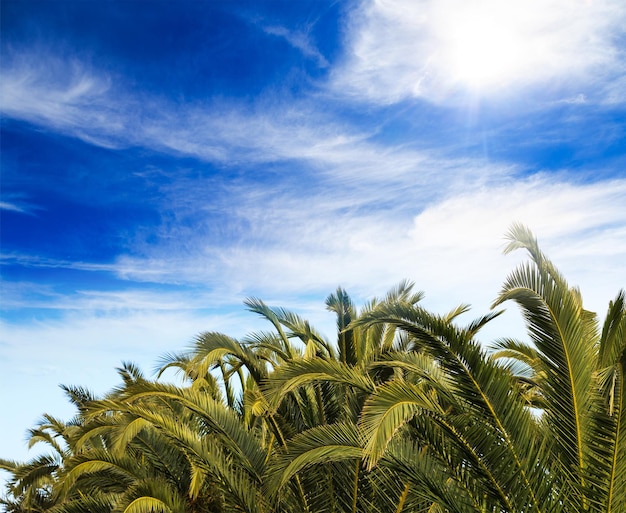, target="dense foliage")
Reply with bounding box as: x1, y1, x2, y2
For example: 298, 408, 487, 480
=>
2, 225, 625, 513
